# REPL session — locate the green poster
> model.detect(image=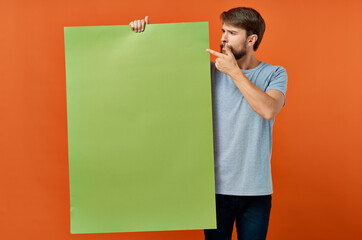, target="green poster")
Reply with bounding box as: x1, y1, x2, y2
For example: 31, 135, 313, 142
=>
64, 22, 215, 234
